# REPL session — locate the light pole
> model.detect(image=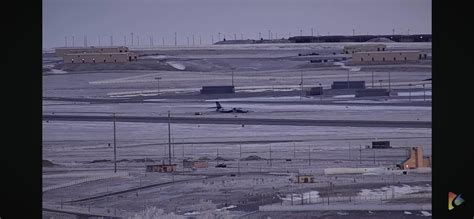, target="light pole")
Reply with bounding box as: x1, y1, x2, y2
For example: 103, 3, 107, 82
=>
379, 80, 383, 88
270, 78, 276, 94
168, 111, 172, 165
408, 83, 412, 101
231, 71, 234, 87
319, 83, 323, 101
388, 72, 391, 92
372, 72, 374, 88
155, 77, 161, 95
113, 113, 117, 173
423, 84, 426, 101
347, 70, 350, 89
300, 71, 304, 100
